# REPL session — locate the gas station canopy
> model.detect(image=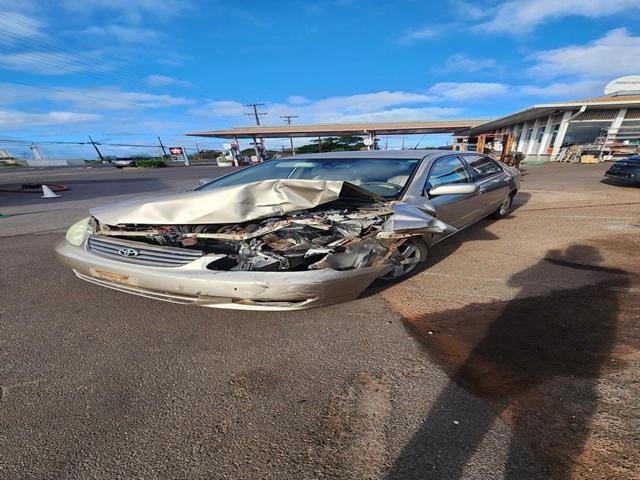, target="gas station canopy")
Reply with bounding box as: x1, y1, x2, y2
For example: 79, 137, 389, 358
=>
186, 119, 488, 139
